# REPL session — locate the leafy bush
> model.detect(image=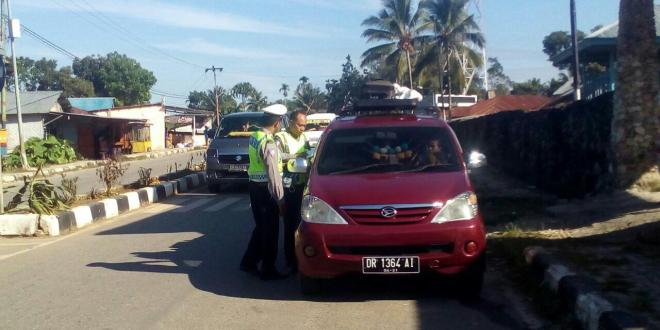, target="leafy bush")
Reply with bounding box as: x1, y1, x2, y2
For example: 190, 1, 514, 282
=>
97, 158, 128, 196
3, 136, 78, 169
6, 166, 71, 215
60, 174, 79, 205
